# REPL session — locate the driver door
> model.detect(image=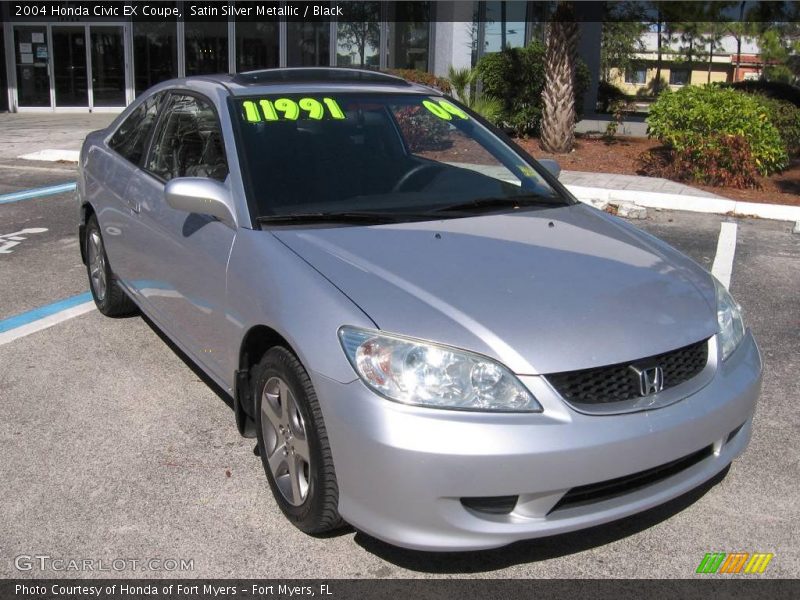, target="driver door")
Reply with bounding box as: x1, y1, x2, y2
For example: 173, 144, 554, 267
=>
125, 92, 236, 382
